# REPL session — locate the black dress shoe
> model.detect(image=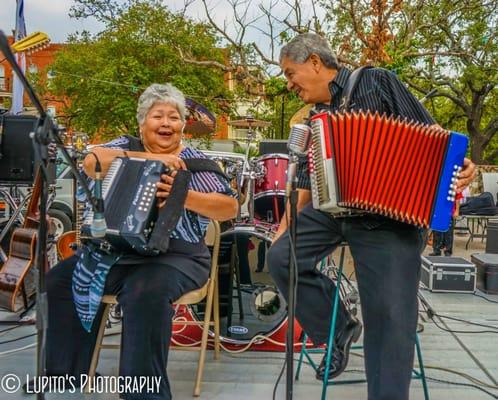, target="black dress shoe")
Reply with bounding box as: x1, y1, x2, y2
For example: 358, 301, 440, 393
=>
444, 251, 452, 256
429, 251, 441, 256
316, 318, 362, 381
